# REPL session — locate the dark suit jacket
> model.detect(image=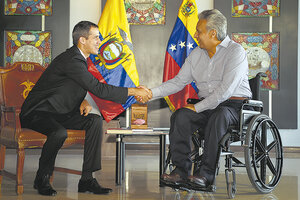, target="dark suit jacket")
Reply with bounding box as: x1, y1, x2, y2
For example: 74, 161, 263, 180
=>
20, 45, 128, 122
